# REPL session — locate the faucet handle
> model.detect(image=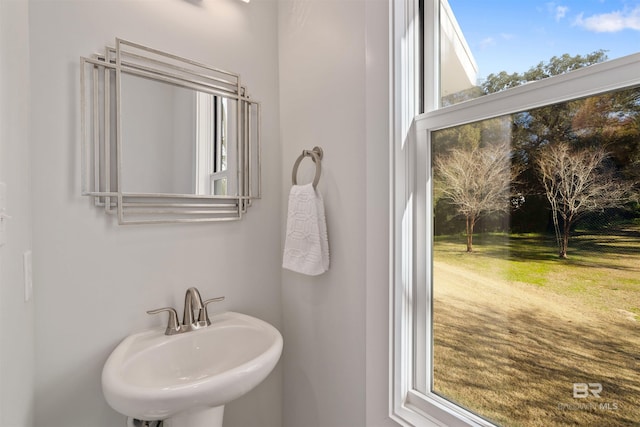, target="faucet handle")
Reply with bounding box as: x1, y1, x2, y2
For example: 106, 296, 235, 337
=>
198, 297, 225, 325
147, 307, 181, 335
204, 296, 225, 305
